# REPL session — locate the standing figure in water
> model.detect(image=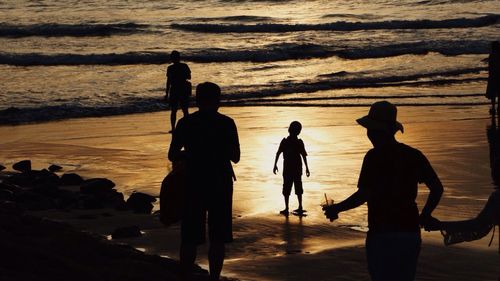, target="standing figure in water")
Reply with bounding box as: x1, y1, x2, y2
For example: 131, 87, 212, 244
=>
273, 121, 310, 216
486, 41, 500, 115
323, 101, 443, 281
165, 50, 191, 132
